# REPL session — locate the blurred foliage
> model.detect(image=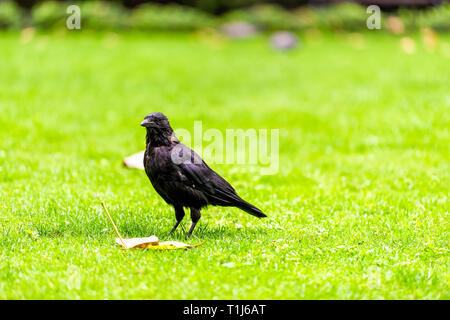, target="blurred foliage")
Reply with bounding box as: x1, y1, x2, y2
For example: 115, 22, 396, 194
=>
221, 4, 297, 30
78, 1, 129, 30
31, 1, 65, 29
315, 3, 368, 31
396, 7, 419, 30
131, 3, 215, 30
397, 4, 450, 31
0, 0, 449, 32
418, 4, 450, 31
247, 4, 297, 30
291, 6, 317, 30
0, 0, 23, 29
